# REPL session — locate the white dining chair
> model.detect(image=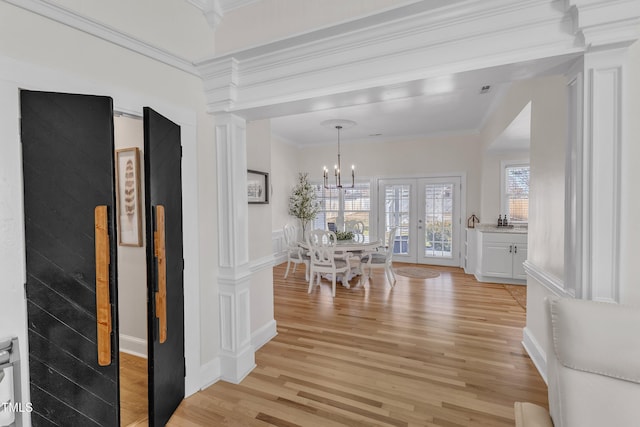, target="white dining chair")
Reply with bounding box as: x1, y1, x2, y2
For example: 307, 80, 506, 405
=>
361, 227, 397, 287
349, 220, 366, 243
283, 223, 309, 280
307, 229, 353, 297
